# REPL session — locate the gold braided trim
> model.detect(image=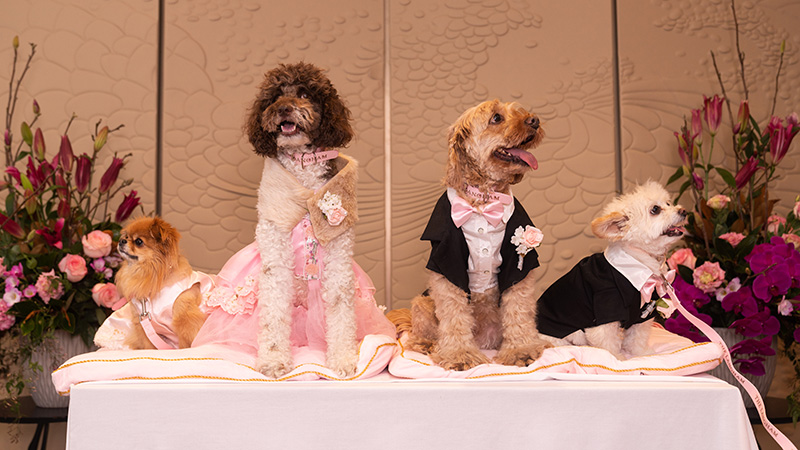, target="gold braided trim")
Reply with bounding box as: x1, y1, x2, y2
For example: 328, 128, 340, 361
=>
56, 342, 396, 395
